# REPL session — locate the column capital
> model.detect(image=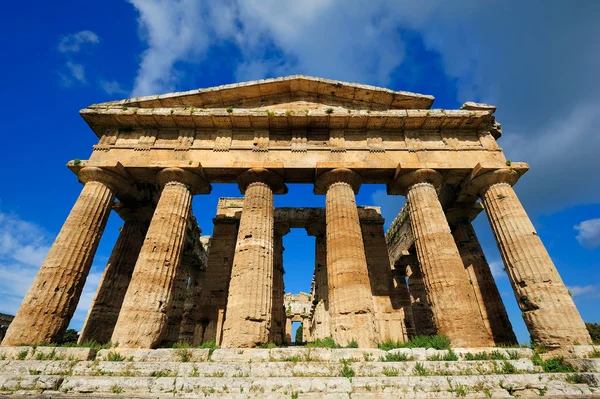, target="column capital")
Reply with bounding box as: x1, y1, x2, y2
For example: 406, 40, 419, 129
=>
157, 167, 211, 195
314, 168, 362, 194
445, 203, 484, 227
78, 167, 138, 199
465, 163, 528, 196
113, 201, 155, 223
237, 168, 287, 194
390, 168, 442, 196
